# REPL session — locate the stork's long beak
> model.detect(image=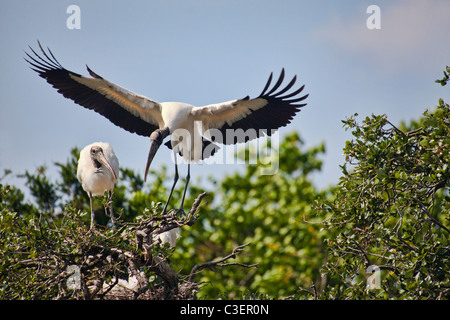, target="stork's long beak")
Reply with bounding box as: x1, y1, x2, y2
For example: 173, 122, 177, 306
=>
97, 151, 117, 181
144, 128, 170, 182
144, 139, 160, 182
